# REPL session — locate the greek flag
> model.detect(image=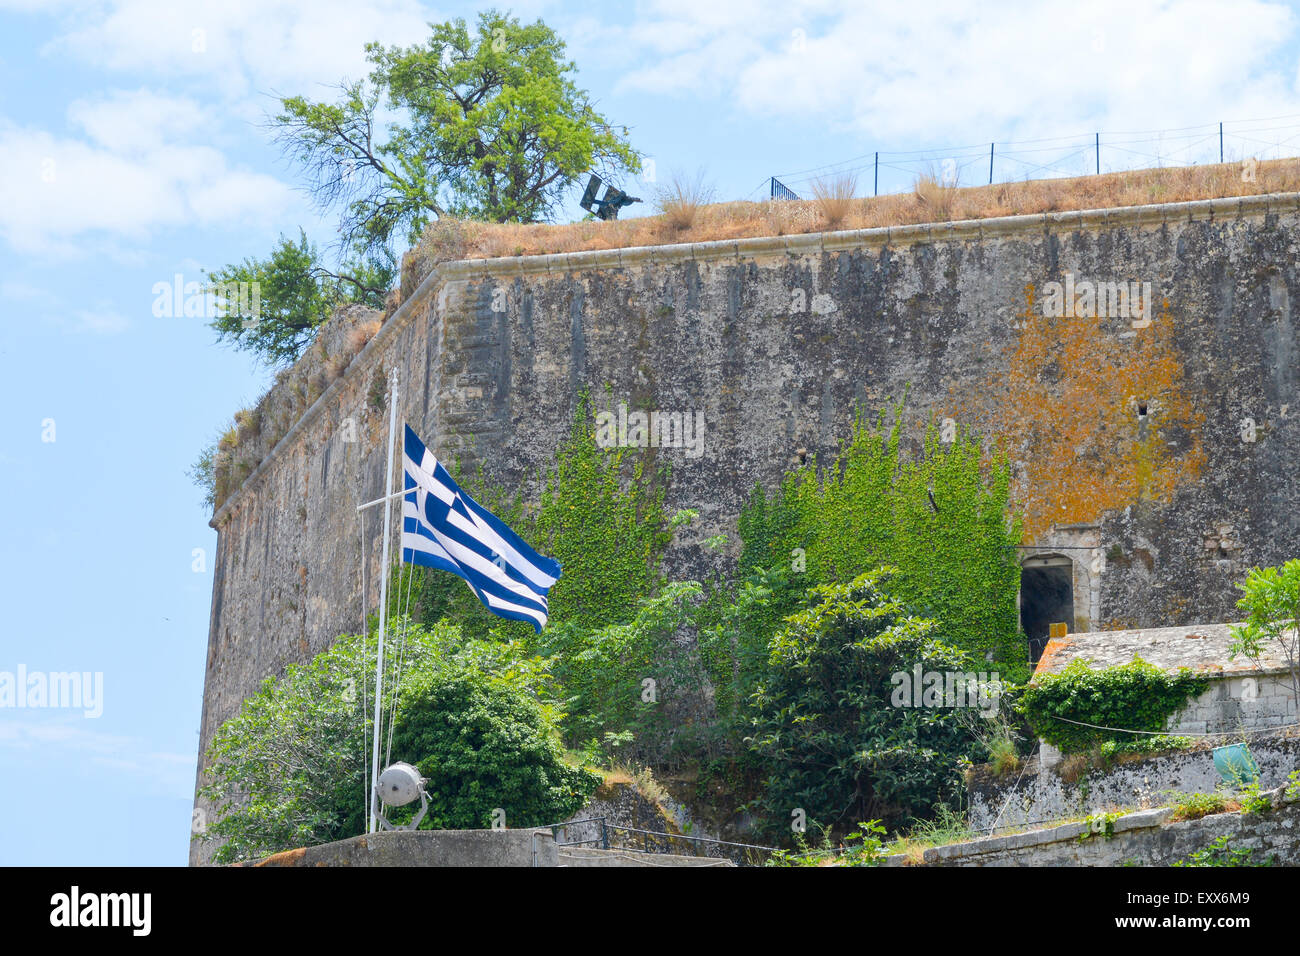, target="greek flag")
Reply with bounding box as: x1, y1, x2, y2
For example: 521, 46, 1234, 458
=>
400, 425, 561, 632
